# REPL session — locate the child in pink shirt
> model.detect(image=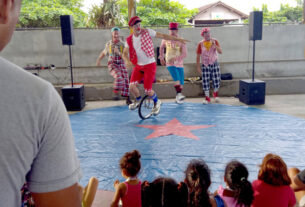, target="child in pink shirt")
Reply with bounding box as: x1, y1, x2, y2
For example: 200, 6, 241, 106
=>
111, 150, 142, 207
217, 160, 254, 207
